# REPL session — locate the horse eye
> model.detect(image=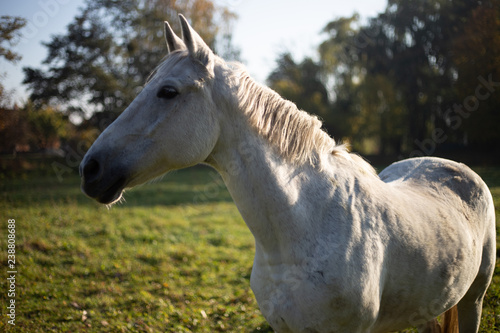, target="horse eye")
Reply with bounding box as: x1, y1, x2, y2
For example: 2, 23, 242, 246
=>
157, 86, 179, 99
